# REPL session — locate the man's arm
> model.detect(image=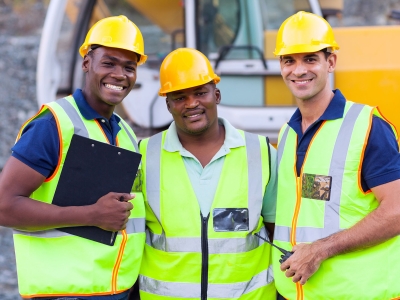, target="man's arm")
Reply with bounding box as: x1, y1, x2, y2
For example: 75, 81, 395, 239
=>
0, 156, 133, 231
281, 178, 400, 285
264, 222, 275, 241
